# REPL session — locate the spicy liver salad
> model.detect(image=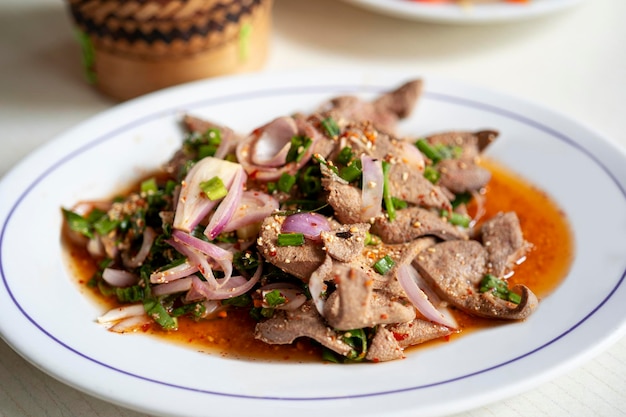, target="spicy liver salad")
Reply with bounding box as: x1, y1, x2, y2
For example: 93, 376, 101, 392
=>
61, 79, 571, 363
